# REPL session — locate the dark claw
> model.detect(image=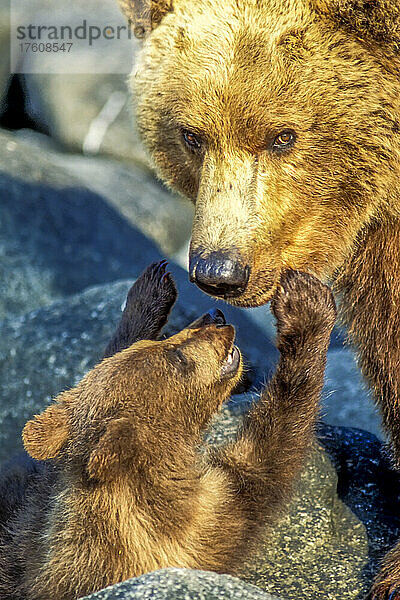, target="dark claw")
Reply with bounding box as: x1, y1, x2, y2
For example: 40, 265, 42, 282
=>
156, 259, 168, 274
161, 271, 171, 283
